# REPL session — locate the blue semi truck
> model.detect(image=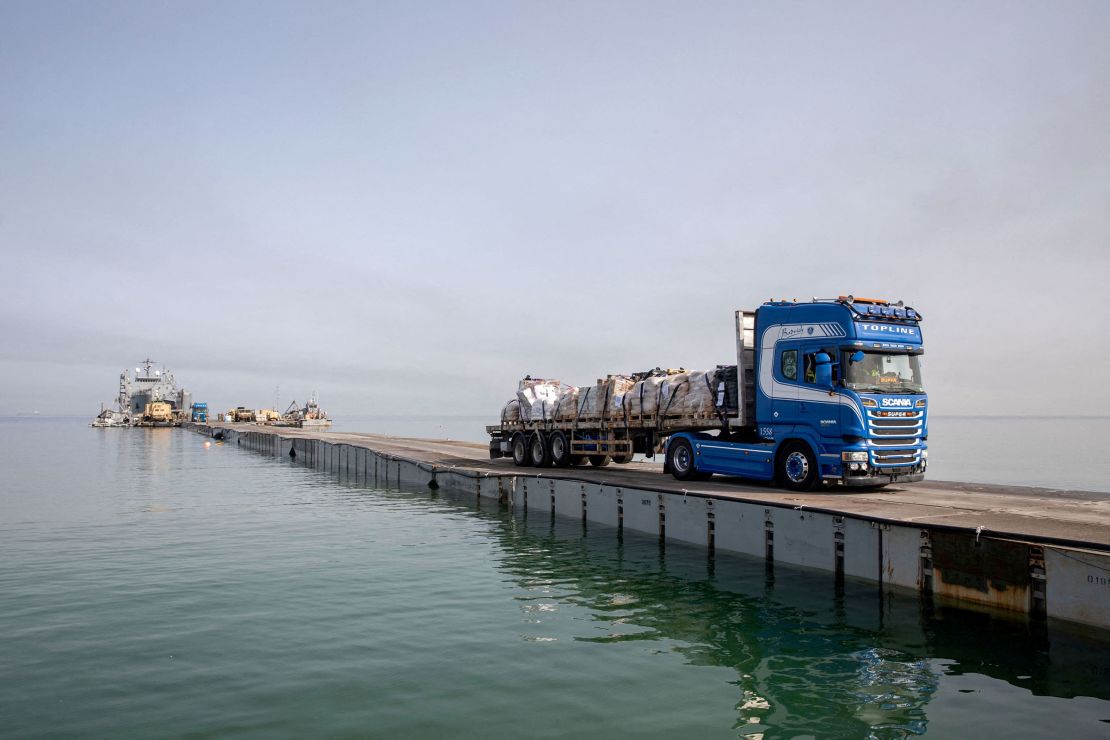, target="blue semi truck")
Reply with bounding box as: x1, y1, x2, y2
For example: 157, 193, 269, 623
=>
667, 296, 926, 490
488, 295, 927, 491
